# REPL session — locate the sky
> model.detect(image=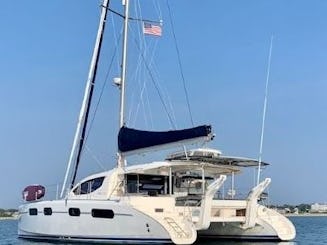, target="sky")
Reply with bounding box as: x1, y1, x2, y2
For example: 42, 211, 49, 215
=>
1, 0, 327, 208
